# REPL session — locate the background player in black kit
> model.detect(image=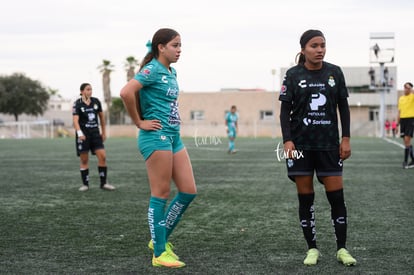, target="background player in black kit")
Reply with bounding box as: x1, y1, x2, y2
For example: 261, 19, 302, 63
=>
279, 30, 356, 266
72, 83, 115, 191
